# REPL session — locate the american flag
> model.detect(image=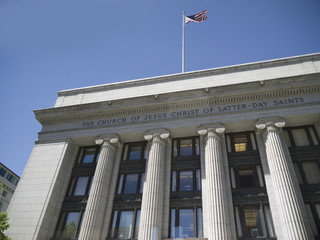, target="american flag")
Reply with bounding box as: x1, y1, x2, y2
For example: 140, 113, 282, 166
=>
185, 9, 208, 24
